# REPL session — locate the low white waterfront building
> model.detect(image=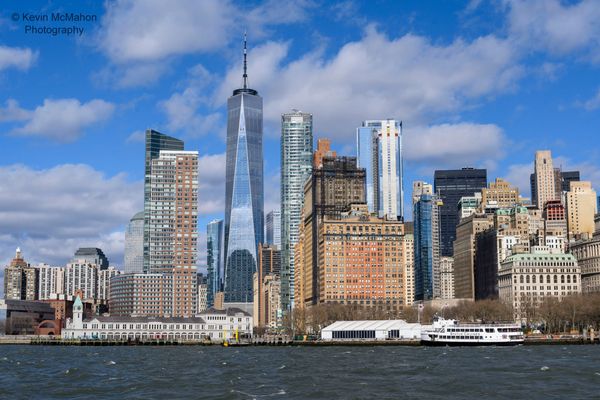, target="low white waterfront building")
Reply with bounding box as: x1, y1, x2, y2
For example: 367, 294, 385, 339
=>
321, 320, 421, 341
63, 296, 252, 342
